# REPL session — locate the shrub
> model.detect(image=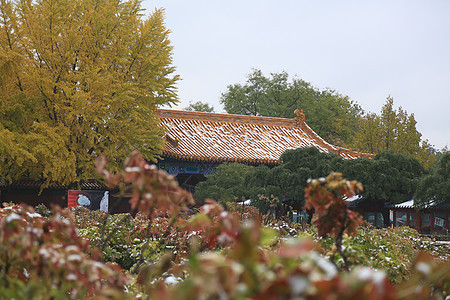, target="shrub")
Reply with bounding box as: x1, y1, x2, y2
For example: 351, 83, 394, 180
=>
73, 206, 149, 270
0, 203, 128, 299
225, 201, 261, 221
